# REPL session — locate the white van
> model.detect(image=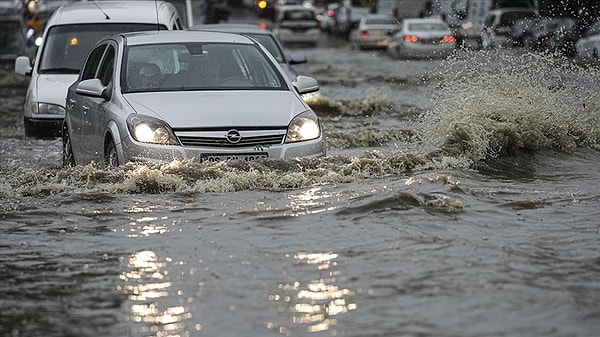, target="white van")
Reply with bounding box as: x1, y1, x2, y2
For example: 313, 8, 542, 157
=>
15, 1, 183, 138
